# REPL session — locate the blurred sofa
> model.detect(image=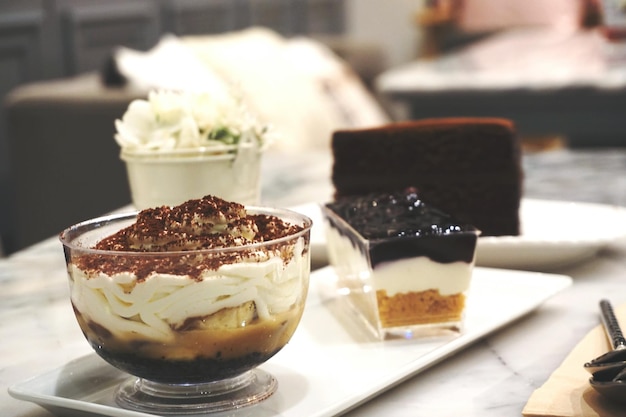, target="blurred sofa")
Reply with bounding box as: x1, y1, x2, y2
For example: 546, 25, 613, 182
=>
3, 28, 389, 255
